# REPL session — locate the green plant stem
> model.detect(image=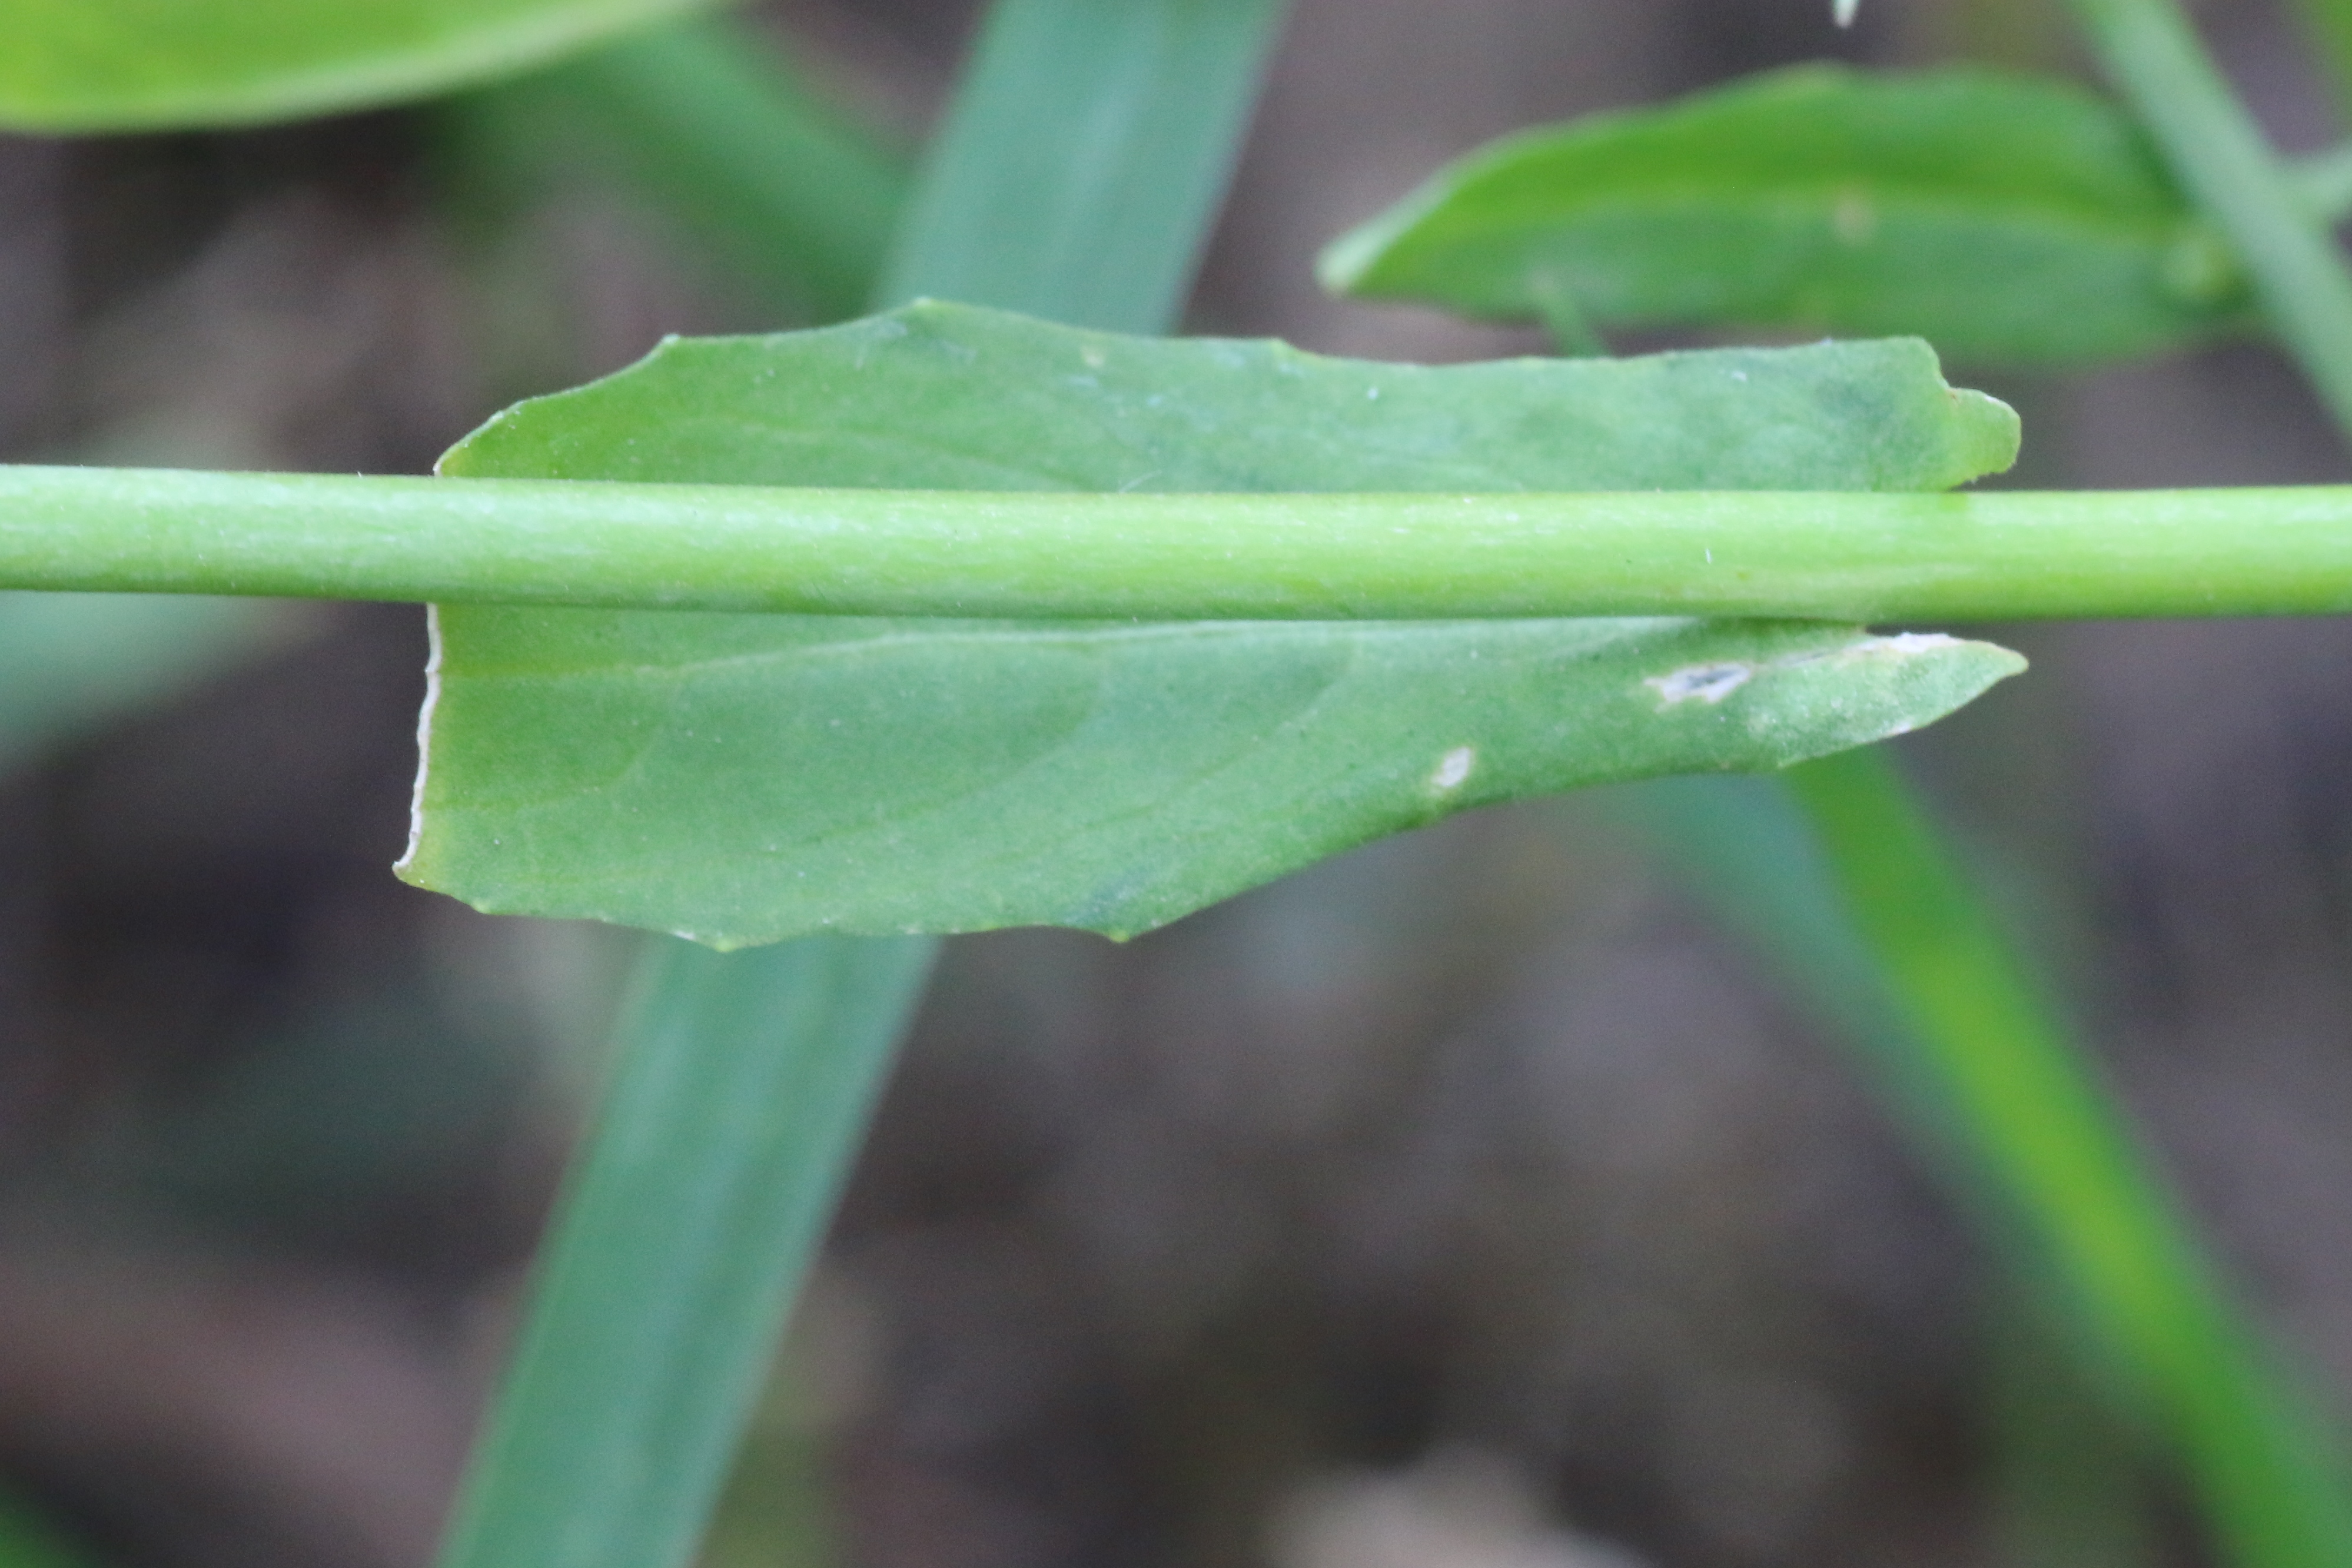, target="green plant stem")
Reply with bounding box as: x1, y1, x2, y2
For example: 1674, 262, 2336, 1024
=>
436, 936, 935, 1568
8, 466, 2352, 619
876, 0, 1290, 330
2064, 0, 2352, 430
1783, 747, 2352, 1568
